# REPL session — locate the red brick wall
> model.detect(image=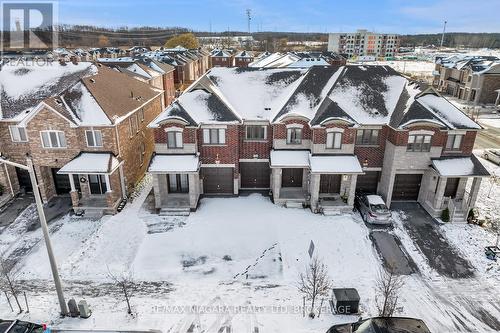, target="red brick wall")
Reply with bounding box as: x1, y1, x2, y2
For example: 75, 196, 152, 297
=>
163, 71, 176, 106
211, 57, 233, 67
239, 125, 272, 159
198, 125, 239, 171
273, 119, 312, 140
442, 131, 476, 156
354, 126, 388, 167
154, 123, 197, 144
234, 58, 253, 67
312, 123, 356, 144
386, 126, 446, 147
